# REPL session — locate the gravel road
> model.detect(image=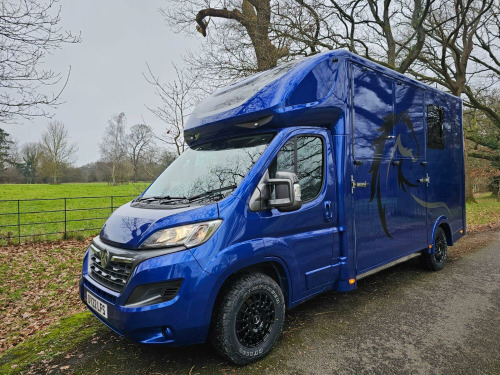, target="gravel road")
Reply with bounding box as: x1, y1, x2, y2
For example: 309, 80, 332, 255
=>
33, 231, 500, 374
